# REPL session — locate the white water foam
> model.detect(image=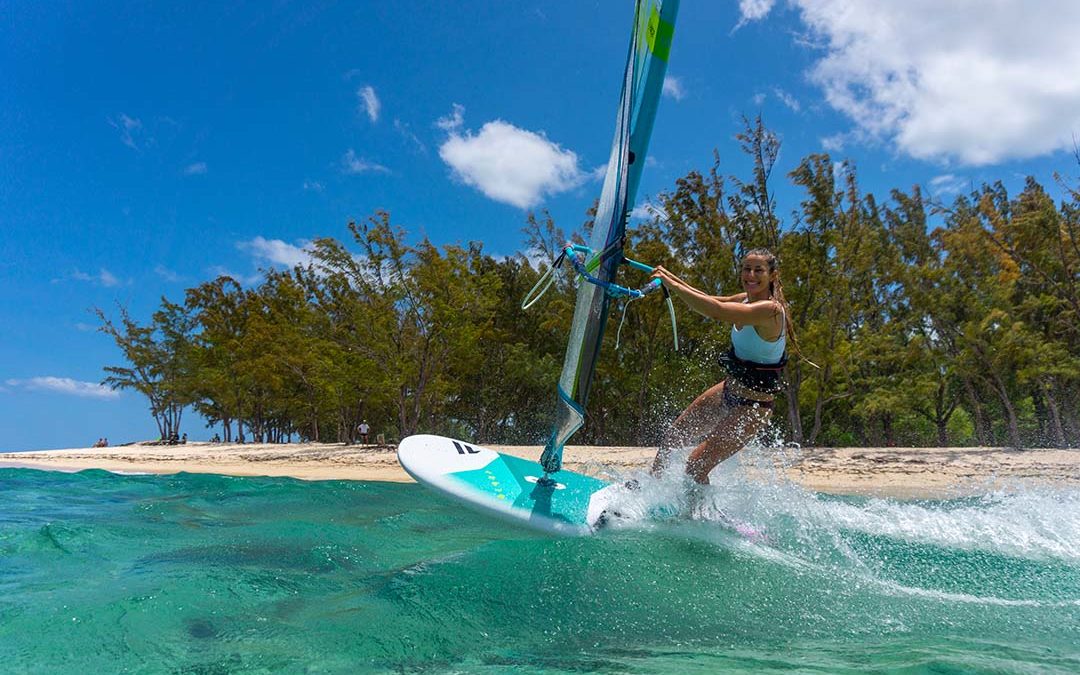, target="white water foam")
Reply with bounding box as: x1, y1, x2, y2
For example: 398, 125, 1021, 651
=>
811, 489, 1080, 562
600, 441, 1080, 565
